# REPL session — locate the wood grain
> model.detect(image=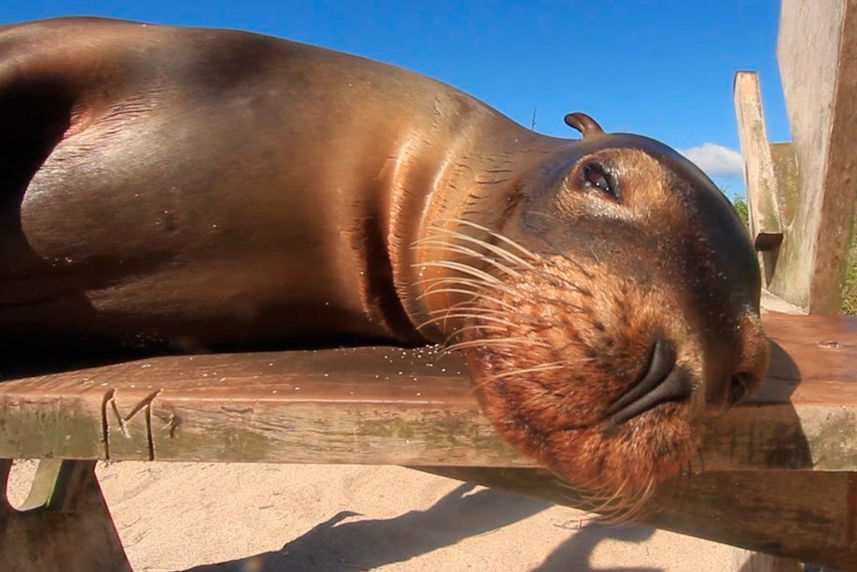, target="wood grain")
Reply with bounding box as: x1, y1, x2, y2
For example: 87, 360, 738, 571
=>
773, 0, 857, 312
734, 71, 783, 252
1, 314, 855, 567
1, 313, 855, 472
